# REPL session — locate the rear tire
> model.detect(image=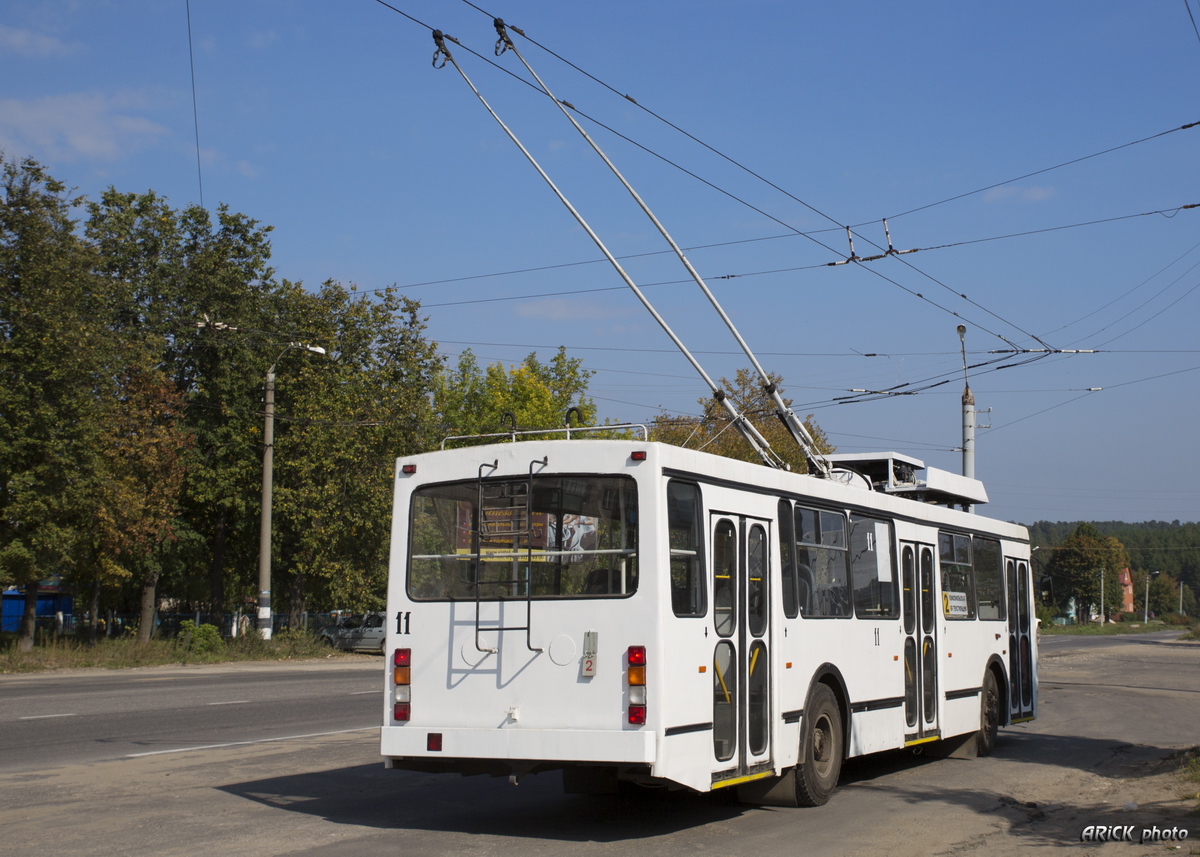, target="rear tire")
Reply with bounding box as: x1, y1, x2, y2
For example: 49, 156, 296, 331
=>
796, 684, 843, 806
977, 670, 1000, 757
